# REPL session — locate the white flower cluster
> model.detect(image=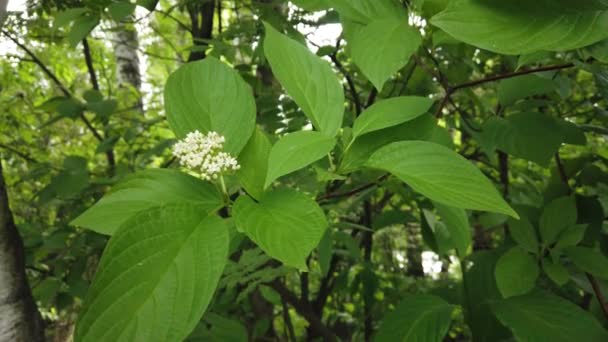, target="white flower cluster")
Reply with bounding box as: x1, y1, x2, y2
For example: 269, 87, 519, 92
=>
172, 130, 240, 181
